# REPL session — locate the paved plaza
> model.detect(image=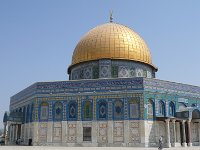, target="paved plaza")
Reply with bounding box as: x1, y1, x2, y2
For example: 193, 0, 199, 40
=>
0, 146, 200, 150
